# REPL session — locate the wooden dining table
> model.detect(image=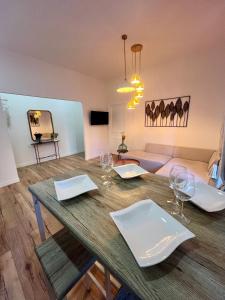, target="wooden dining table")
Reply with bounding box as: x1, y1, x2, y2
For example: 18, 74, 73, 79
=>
28, 159, 225, 300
